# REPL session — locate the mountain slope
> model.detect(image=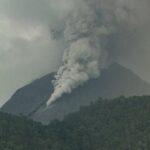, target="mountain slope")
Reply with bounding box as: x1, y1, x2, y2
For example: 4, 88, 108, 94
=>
1, 73, 54, 116
32, 63, 150, 124
1, 63, 150, 124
